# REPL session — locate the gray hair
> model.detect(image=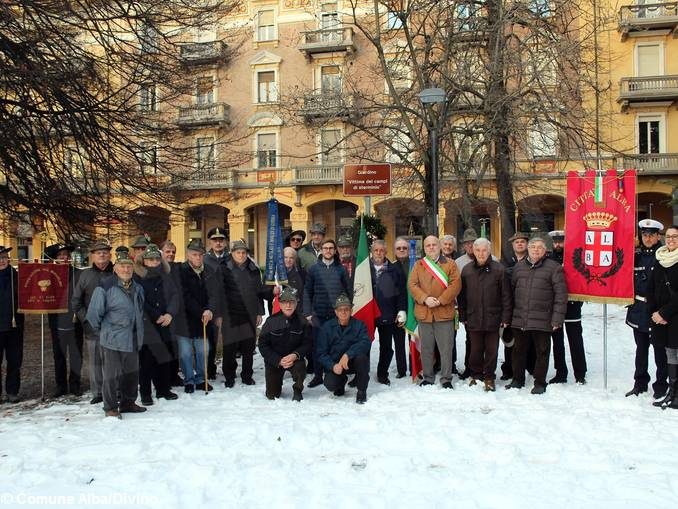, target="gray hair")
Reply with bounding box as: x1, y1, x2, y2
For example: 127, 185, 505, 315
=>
283, 247, 297, 258
528, 236, 546, 247
371, 239, 386, 251
442, 234, 457, 248
473, 238, 491, 250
